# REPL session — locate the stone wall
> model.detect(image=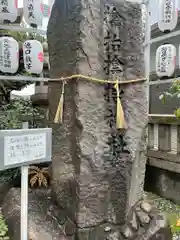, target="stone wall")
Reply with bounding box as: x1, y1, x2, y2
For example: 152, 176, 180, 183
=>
145, 165, 180, 205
